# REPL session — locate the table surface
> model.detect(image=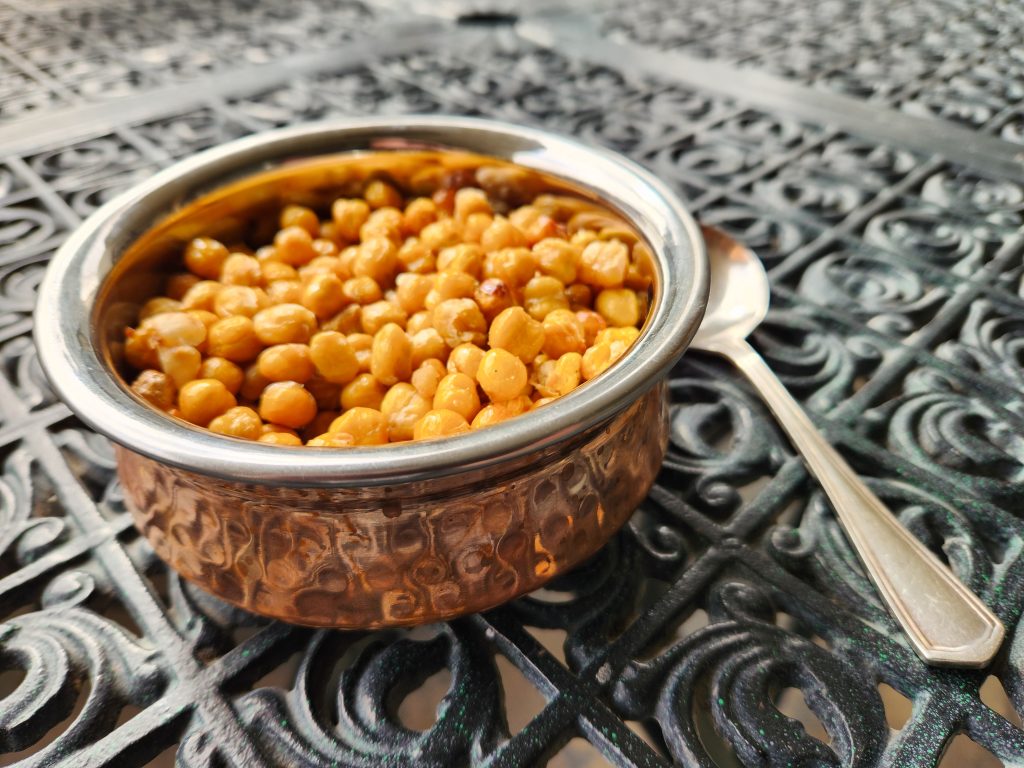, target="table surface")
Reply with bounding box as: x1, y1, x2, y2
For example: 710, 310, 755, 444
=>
2, 0, 1024, 766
